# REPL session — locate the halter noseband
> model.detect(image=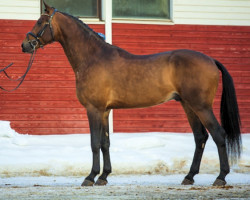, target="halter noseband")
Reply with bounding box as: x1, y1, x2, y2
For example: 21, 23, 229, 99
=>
26, 9, 57, 49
